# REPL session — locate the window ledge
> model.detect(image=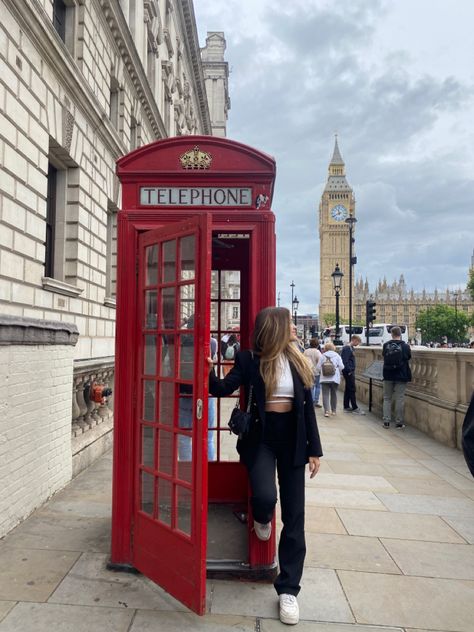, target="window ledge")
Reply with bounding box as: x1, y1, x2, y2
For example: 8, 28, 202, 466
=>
42, 277, 84, 298
104, 297, 117, 309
